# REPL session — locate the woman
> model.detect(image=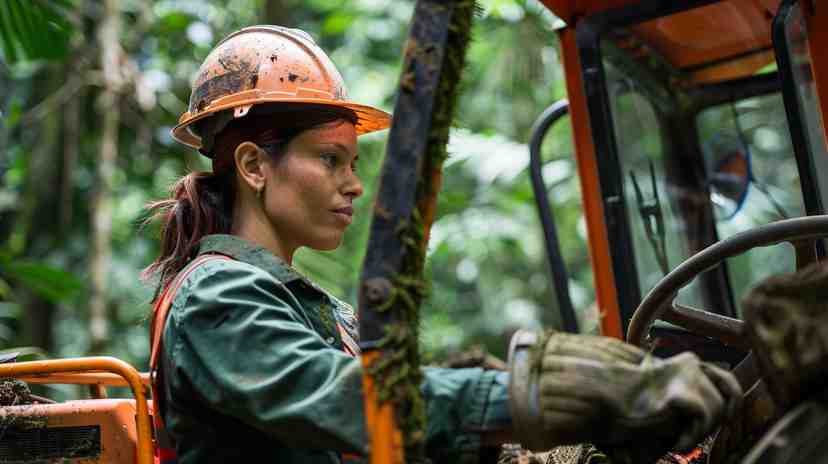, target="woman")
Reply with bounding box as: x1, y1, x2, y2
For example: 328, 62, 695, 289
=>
145, 25, 741, 464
